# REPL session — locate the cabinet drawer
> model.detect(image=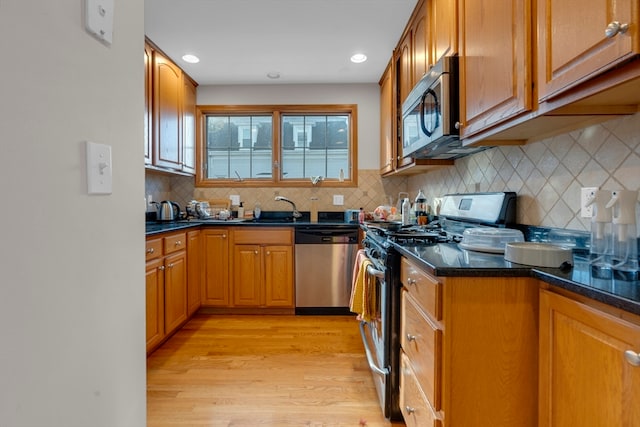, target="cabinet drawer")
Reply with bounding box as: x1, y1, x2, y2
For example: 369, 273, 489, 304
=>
401, 257, 442, 321
233, 227, 293, 245
400, 351, 442, 427
145, 238, 163, 261
163, 232, 187, 254
401, 289, 442, 410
